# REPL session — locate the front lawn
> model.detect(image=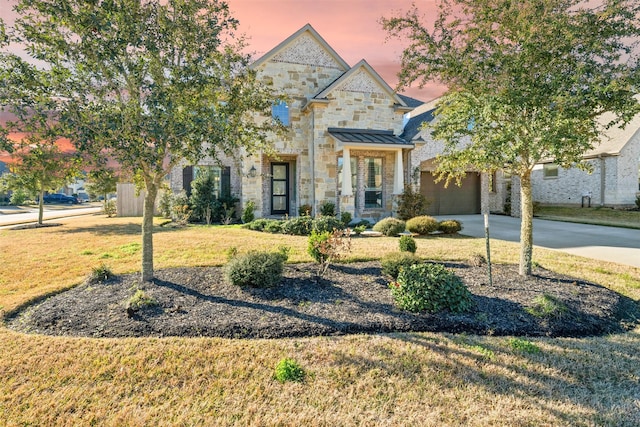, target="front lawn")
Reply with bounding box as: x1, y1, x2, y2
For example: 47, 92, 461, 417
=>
536, 205, 640, 229
1, 215, 639, 425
